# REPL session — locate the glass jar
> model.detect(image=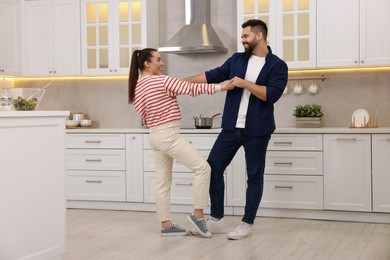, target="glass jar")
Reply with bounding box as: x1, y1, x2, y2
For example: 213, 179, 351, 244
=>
0, 94, 12, 111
